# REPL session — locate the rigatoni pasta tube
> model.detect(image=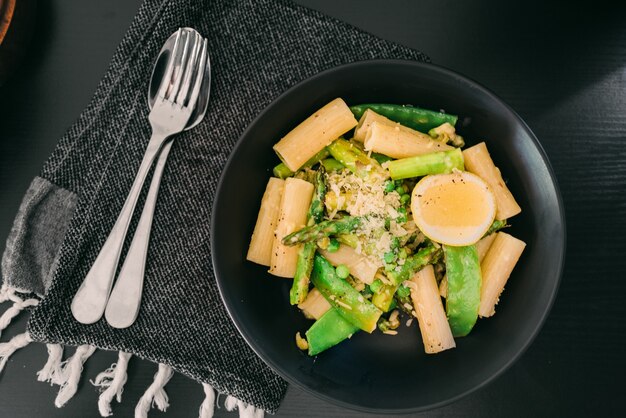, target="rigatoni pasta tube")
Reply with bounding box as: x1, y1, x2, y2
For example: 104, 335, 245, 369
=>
273, 98, 358, 172
269, 178, 314, 278
463, 142, 521, 220
364, 121, 452, 159
478, 232, 526, 317
298, 288, 331, 320
353, 109, 413, 142
319, 245, 379, 284
247, 177, 285, 266
409, 265, 456, 354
